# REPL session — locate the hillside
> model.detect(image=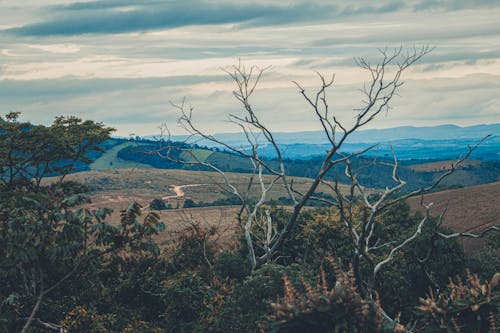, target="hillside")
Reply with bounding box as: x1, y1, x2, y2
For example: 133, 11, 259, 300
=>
114, 140, 500, 190
407, 182, 500, 252
157, 123, 500, 145
90, 141, 153, 170
47, 168, 362, 225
